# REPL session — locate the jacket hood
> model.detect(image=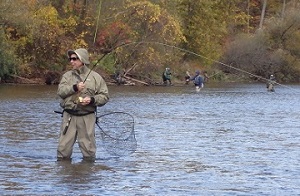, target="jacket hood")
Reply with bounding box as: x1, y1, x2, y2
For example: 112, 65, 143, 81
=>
67, 48, 90, 65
